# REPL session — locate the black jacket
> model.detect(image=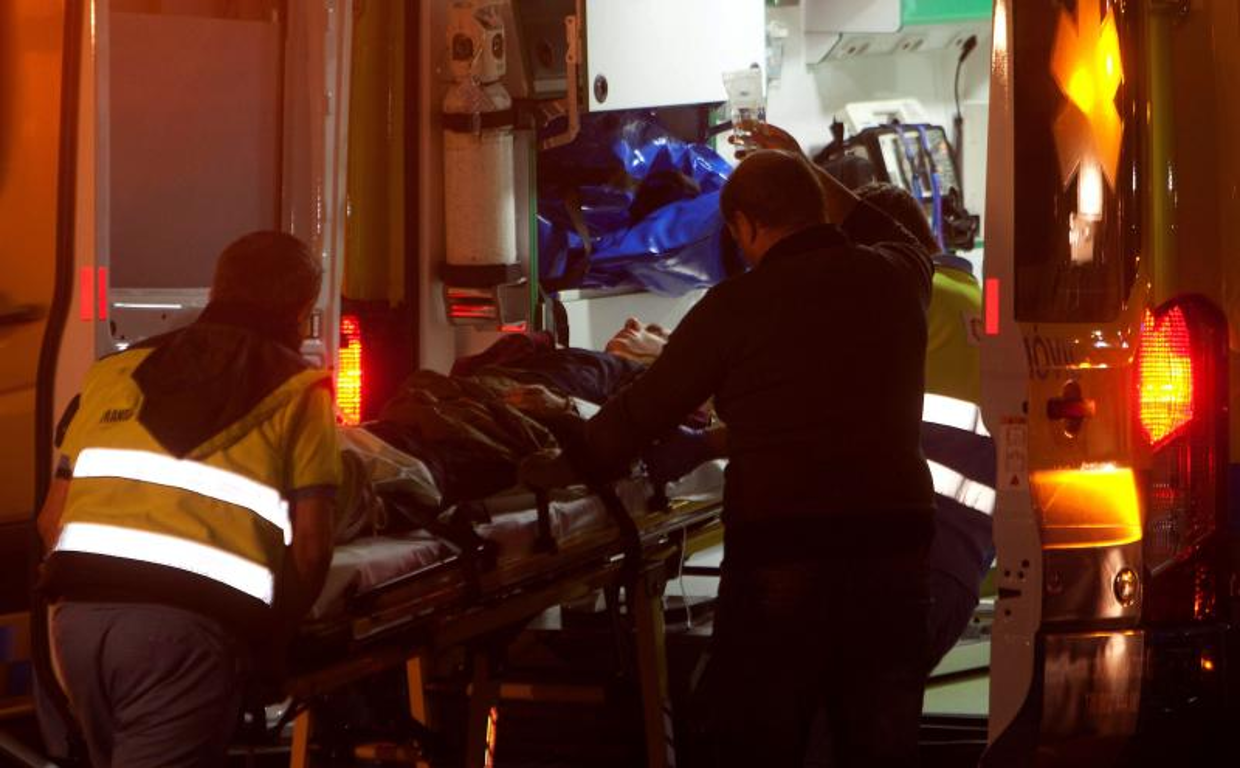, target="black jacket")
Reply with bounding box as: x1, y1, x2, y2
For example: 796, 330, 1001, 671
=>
584, 202, 935, 566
